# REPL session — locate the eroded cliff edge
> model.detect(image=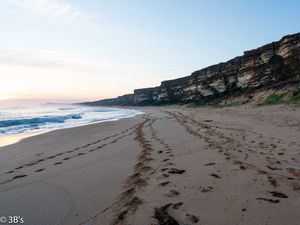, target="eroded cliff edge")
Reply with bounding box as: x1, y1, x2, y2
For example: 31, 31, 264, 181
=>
83, 33, 300, 106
